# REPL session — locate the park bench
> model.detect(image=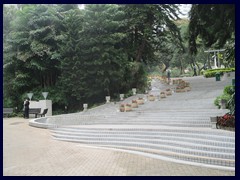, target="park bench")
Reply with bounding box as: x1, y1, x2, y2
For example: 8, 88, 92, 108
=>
37, 108, 48, 117
29, 108, 41, 118
3, 108, 13, 117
